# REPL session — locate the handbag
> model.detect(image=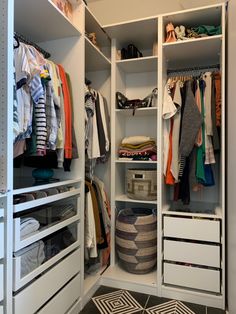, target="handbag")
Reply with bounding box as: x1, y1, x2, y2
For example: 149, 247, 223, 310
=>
116, 88, 157, 115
